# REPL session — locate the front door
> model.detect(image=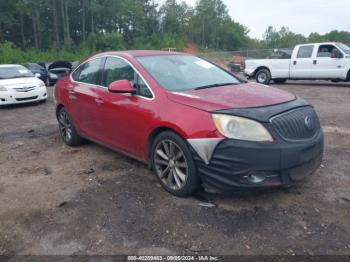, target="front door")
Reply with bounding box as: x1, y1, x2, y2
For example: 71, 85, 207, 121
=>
312, 44, 345, 79
69, 57, 105, 140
